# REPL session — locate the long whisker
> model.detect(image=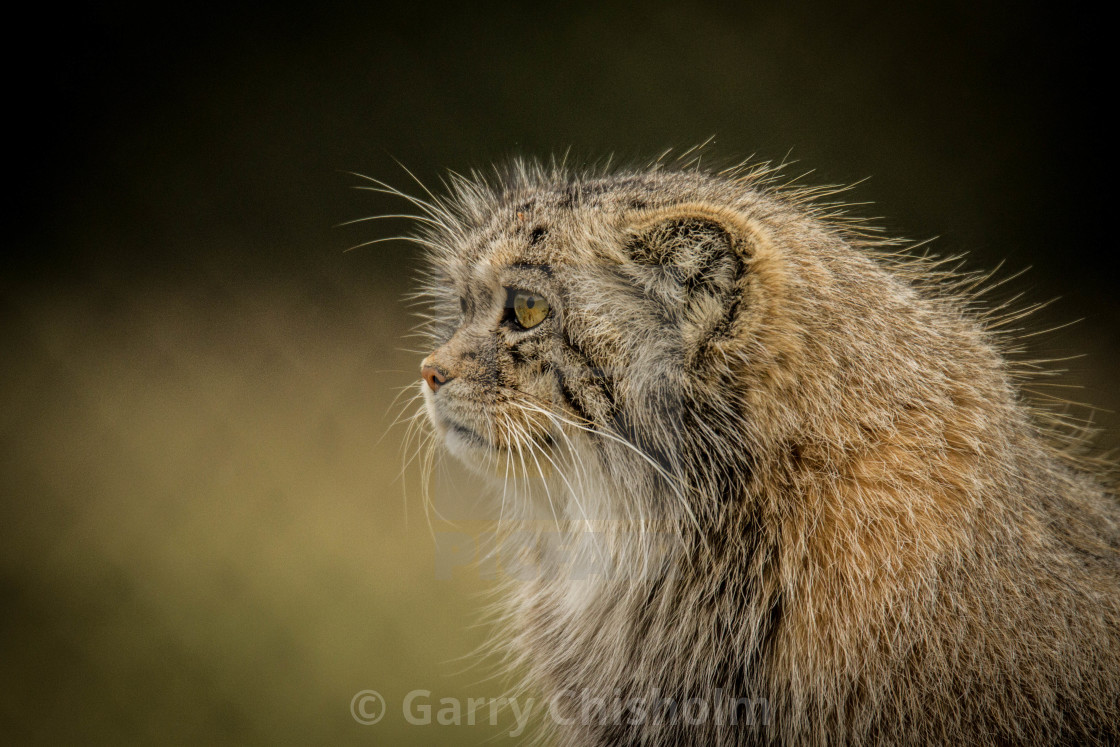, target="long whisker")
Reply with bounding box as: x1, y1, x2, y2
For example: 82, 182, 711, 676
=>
507, 401, 593, 527
346, 174, 458, 226
344, 234, 445, 253
335, 213, 442, 228
507, 397, 669, 589
506, 414, 562, 536
512, 398, 702, 536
